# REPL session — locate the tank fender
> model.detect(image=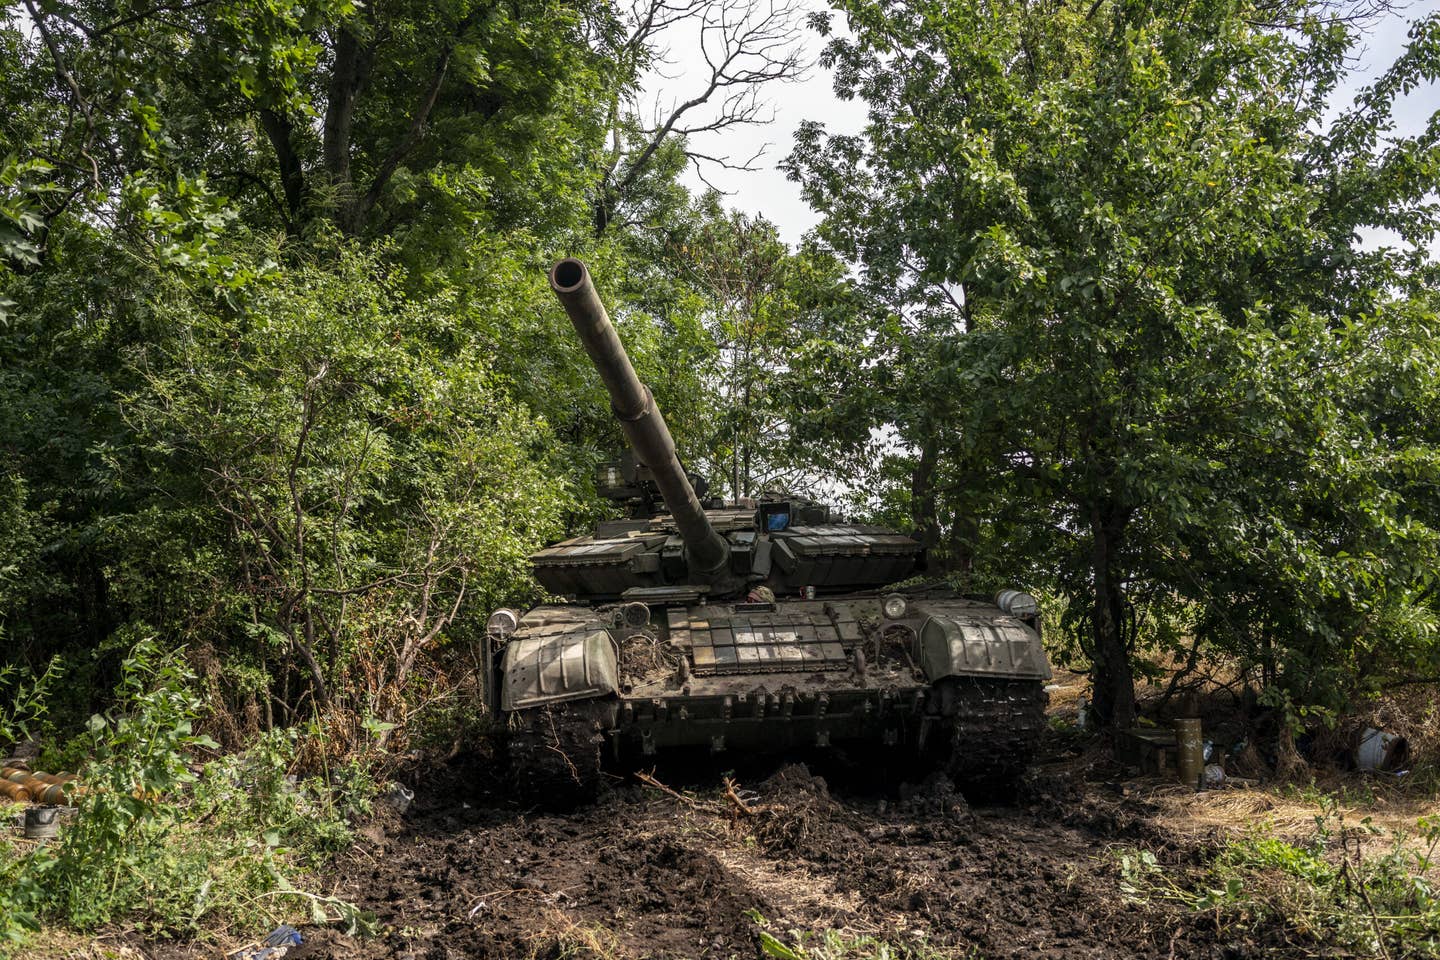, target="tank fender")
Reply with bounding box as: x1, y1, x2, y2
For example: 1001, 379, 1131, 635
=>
917, 615, 1053, 682
500, 626, 620, 711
